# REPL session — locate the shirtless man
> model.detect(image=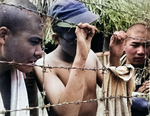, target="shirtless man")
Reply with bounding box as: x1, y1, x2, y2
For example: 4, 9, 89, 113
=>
34, 0, 103, 116
0, 0, 43, 115
109, 23, 150, 116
